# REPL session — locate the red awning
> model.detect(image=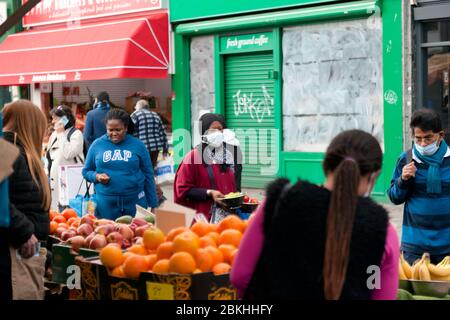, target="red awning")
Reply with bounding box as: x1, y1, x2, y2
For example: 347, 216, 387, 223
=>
0, 12, 169, 85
